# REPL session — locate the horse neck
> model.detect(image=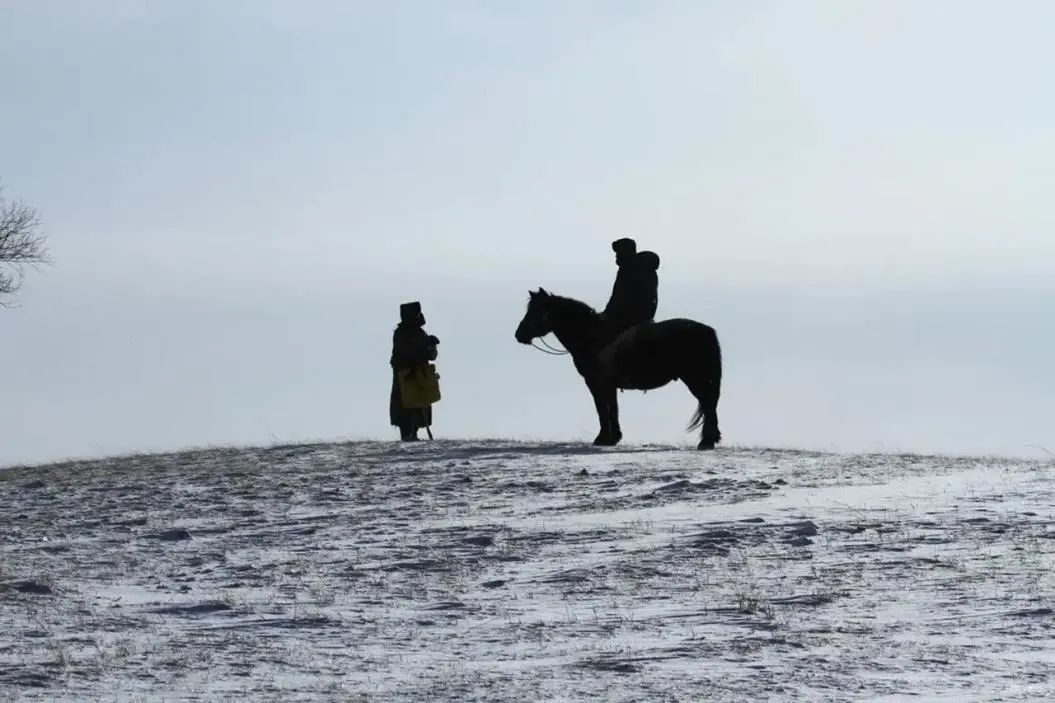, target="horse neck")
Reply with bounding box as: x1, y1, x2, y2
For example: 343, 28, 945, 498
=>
548, 296, 599, 354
